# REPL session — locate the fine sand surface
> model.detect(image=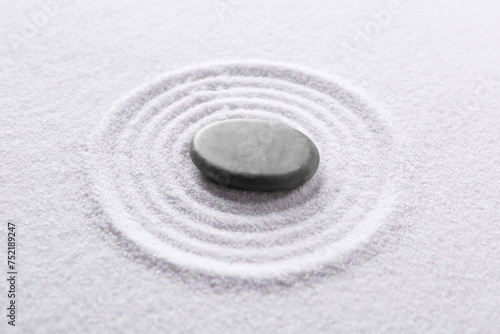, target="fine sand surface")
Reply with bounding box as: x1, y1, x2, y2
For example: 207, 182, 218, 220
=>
1, 0, 499, 333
